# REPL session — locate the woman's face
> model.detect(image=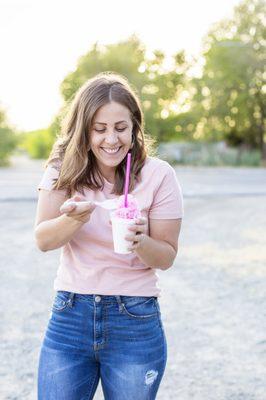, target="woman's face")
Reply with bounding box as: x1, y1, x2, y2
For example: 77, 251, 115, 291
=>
89, 101, 134, 180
